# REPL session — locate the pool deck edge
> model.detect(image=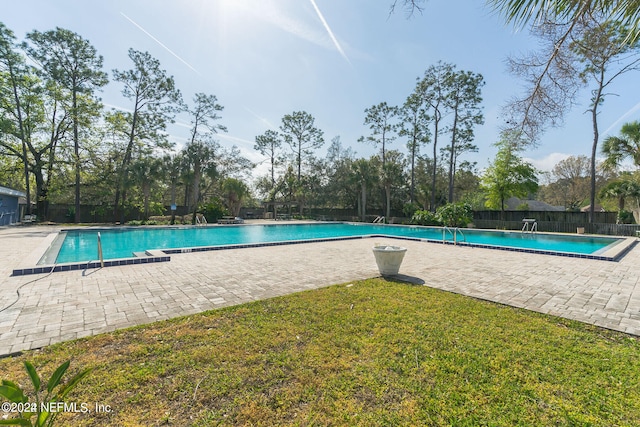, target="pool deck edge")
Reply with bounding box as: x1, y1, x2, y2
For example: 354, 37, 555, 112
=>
11, 223, 636, 276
